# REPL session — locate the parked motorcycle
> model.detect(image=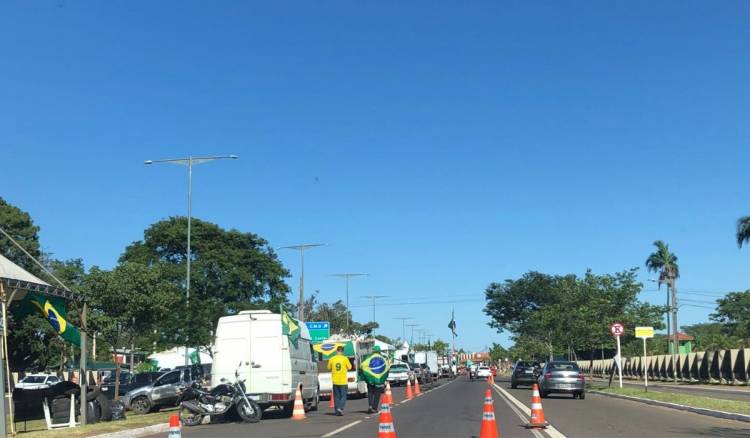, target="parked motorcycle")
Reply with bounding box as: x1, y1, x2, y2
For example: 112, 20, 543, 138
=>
178, 362, 261, 426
